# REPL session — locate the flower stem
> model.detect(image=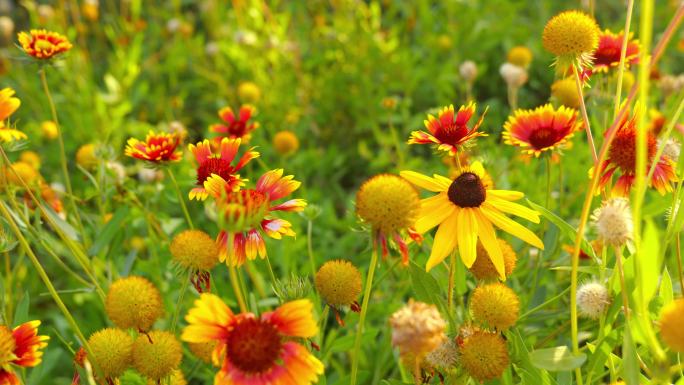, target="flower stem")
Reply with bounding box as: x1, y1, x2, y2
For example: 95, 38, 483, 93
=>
613, 0, 635, 119
165, 168, 194, 229
572, 62, 598, 164
447, 249, 457, 315
39, 67, 87, 243
307, 219, 317, 278
545, 155, 552, 210
0, 200, 101, 378
170, 269, 192, 333
228, 264, 248, 313
350, 243, 379, 385
265, 254, 278, 290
